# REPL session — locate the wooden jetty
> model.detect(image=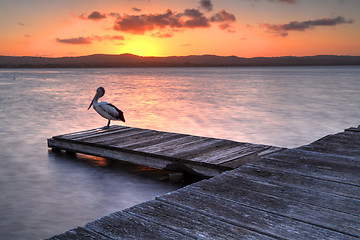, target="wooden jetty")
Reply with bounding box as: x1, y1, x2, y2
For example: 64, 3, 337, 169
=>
48, 125, 284, 177
47, 126, 360, 239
